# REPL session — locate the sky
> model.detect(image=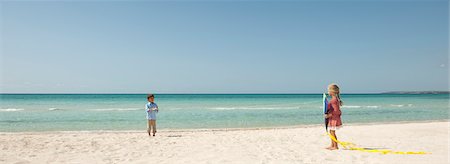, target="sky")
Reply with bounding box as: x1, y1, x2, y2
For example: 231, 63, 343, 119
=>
0, 0, 448, 93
